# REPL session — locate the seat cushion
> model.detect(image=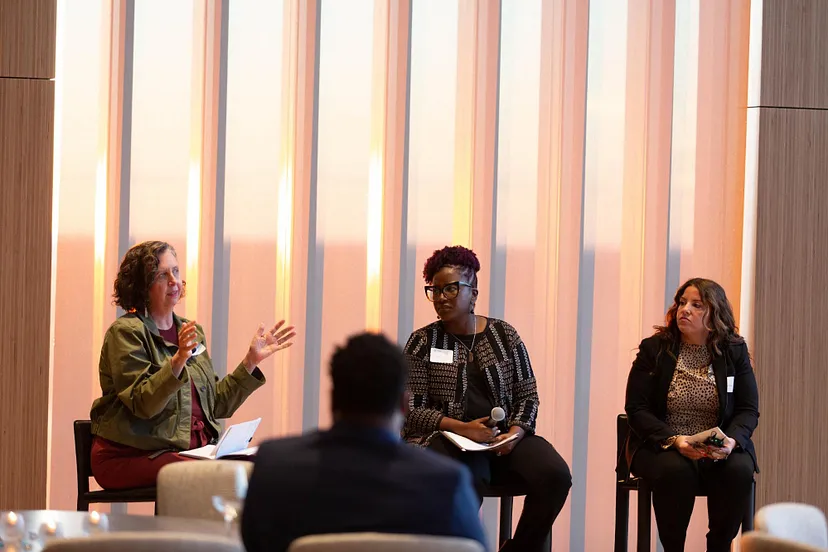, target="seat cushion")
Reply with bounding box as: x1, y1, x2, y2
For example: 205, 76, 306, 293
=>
85, 487, 157, 502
